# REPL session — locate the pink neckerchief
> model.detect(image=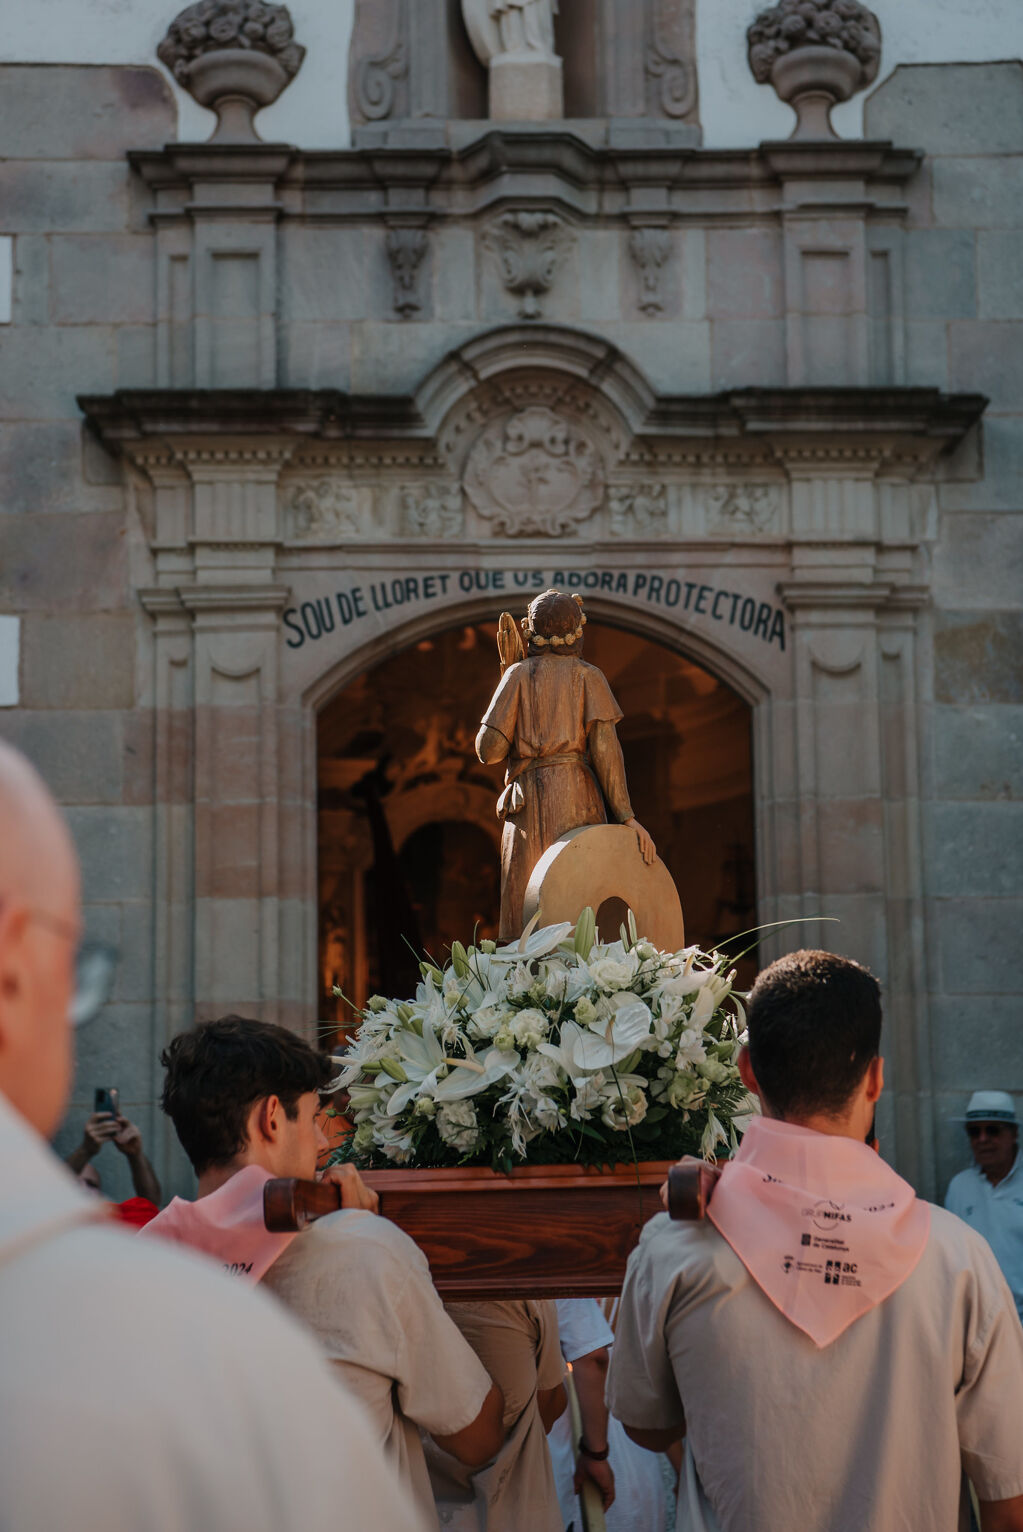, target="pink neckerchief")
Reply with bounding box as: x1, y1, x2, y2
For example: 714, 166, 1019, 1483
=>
707, 1117, 930, 1348
140, 1164, 295, 1282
